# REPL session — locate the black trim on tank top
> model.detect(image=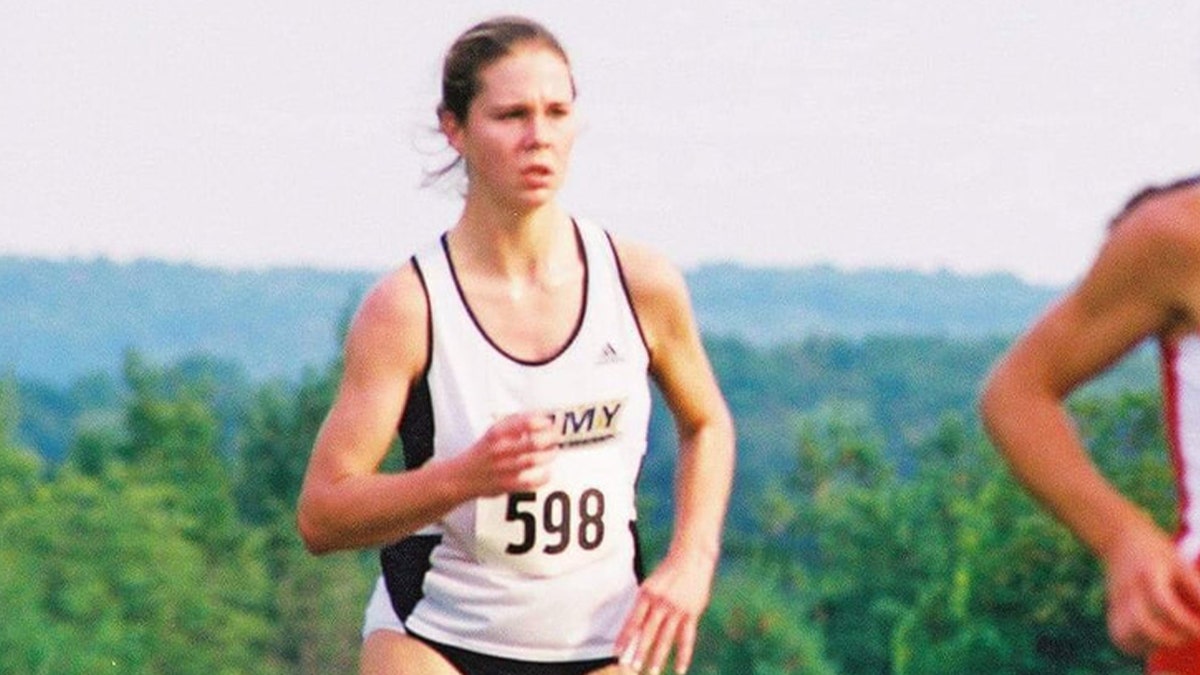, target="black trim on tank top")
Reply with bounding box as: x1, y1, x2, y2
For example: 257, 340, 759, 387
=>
410, 255, 433, 377
440, 220, 588, 367
603, 230, 652, 357
399, 256, 434, 470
